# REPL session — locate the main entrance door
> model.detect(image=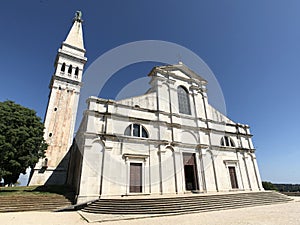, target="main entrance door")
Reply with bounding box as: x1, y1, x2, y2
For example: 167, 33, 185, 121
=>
228, 166, 238, 189
183, 153, 198, 191
130, 163, 142, 193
